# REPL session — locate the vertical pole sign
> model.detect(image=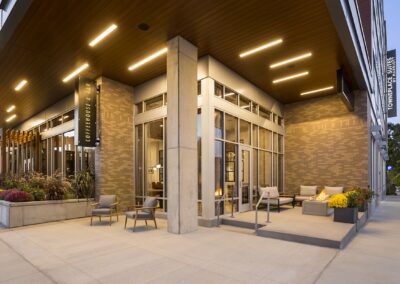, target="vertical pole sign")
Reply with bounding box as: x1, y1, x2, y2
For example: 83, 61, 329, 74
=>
387, 49, 397, 118
75, 77, 97, 147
